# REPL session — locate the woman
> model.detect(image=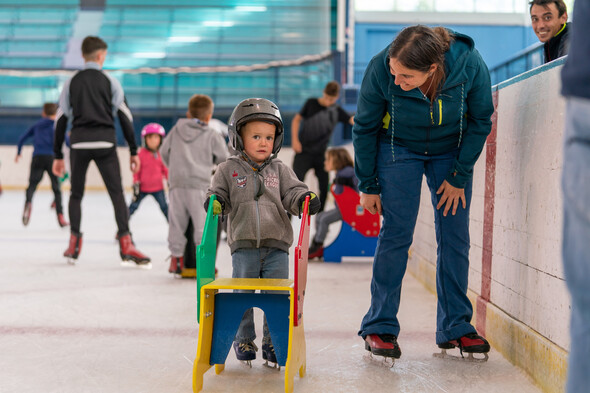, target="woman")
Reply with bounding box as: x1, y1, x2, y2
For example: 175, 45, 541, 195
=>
353, 25, 494, 359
